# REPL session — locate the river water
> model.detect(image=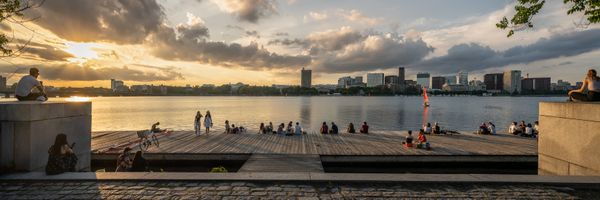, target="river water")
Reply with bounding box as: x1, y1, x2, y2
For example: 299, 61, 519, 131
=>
77, 96, 564, 133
